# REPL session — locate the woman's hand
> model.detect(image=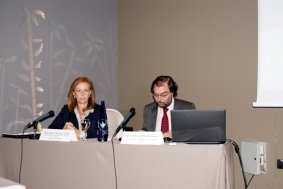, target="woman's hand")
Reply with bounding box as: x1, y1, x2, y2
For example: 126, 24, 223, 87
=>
64, 122, 74, 130
64, 122, 80, 138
